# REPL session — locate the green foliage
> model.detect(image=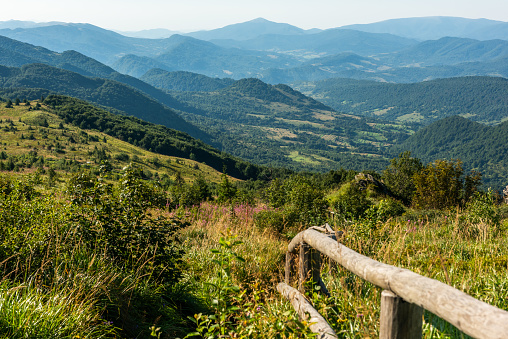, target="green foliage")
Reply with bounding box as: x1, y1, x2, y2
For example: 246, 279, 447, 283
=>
394, 115, 507, 190
382, 151, 423, 205
170, 176, 213, 208
254, 208, 293, 235
330, 182, 373, 221
264, 175, 328, 229
460, 189, 501, 240
68, 166, 186, 284
216, 173, 237, 205
186, 232, 317, 339
413, 159, 481, 210
365, 198, 406, 223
